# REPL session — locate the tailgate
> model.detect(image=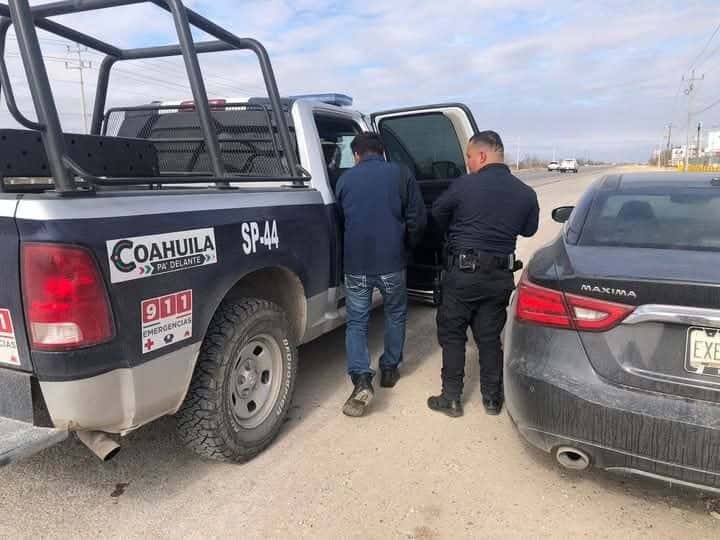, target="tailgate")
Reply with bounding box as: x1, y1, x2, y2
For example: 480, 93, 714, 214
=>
0, 197, 32, 372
